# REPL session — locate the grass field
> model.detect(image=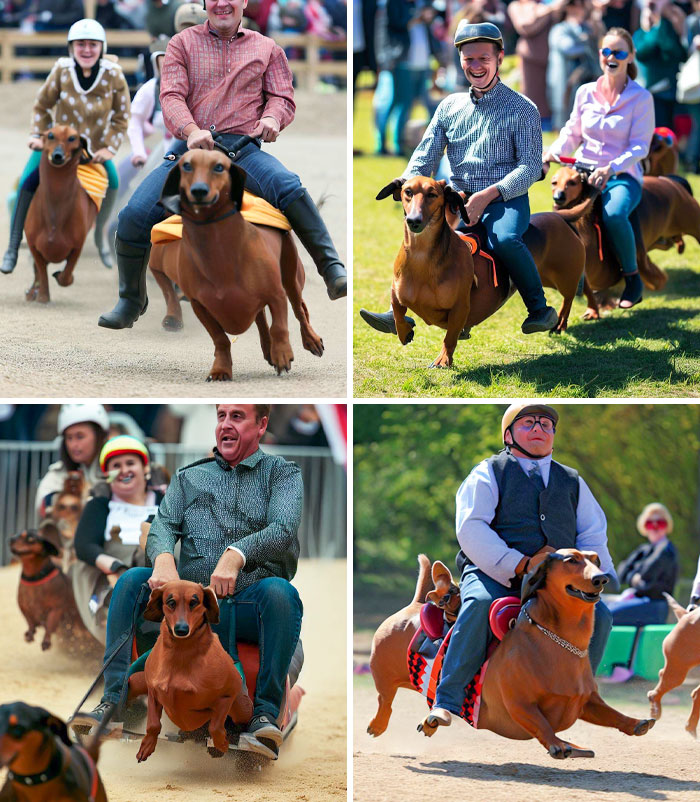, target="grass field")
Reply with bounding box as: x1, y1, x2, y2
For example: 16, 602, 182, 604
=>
353, 89, 700, 398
